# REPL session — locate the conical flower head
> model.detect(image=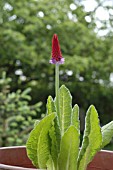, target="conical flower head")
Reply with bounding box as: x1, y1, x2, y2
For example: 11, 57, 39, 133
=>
50, 34, 64, 64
